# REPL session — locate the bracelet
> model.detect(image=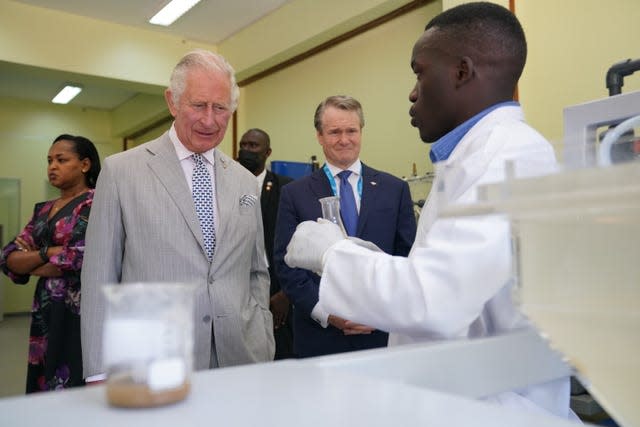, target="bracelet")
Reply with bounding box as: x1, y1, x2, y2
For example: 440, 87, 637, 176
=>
39, 246, 49, 263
